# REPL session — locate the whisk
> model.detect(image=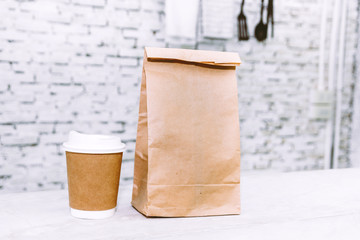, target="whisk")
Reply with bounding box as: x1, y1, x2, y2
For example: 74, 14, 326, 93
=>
238, 0, 249, 41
